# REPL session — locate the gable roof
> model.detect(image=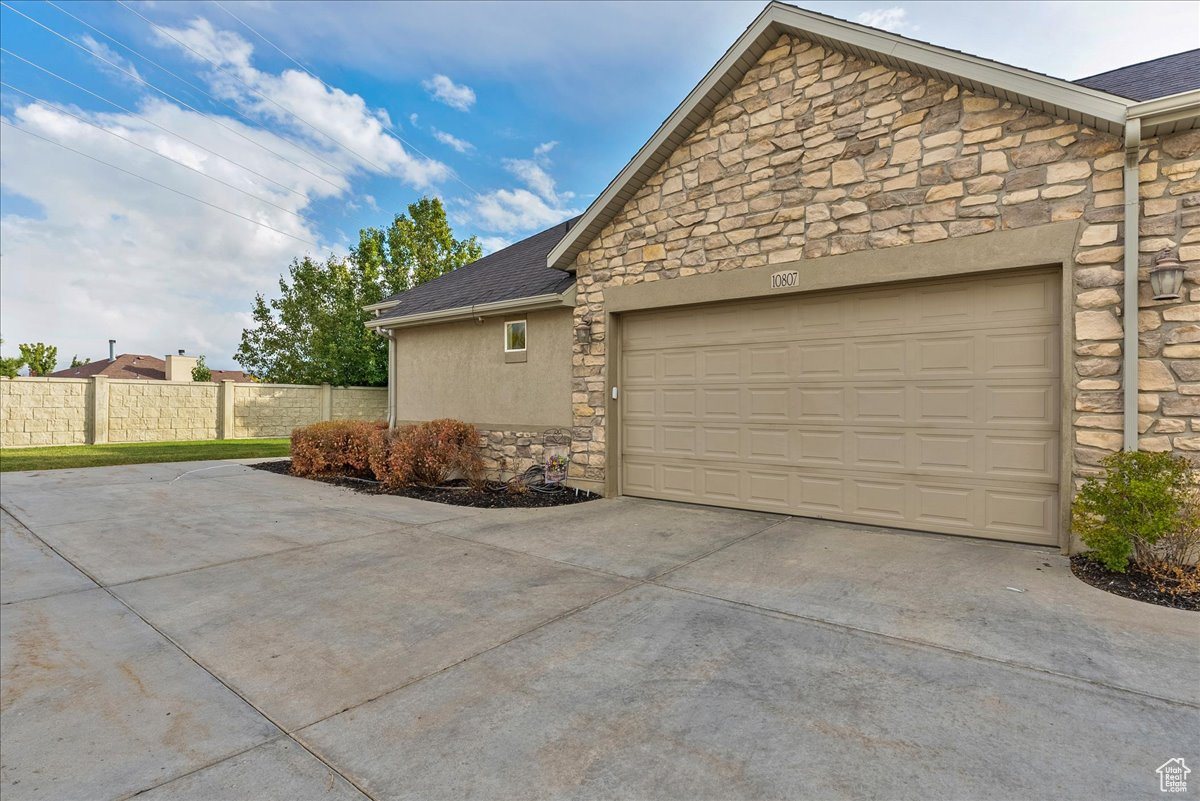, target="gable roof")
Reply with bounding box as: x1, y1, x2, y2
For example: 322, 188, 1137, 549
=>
548, 1, 1198, 272
1075, 49, 1200, 101
50, 354, 254, 382
371, 217, 578, 325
